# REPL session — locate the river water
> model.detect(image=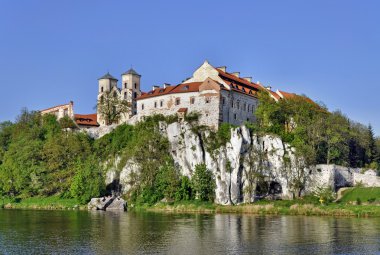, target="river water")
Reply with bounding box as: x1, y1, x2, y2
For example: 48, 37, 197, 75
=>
0, 210, 379, 255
